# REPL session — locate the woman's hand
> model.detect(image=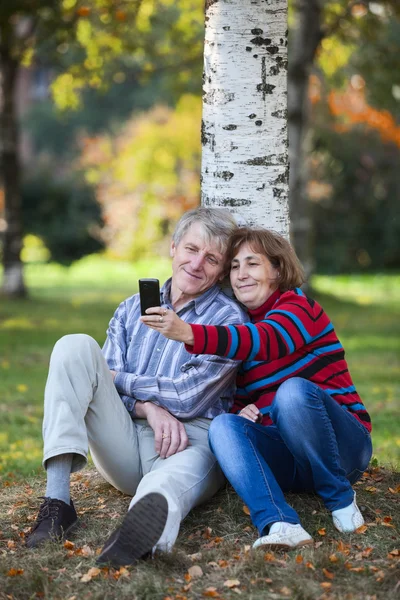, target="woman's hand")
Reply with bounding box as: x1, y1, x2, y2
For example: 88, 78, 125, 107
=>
141, 307, 194, 345
238, 404, 263, 423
